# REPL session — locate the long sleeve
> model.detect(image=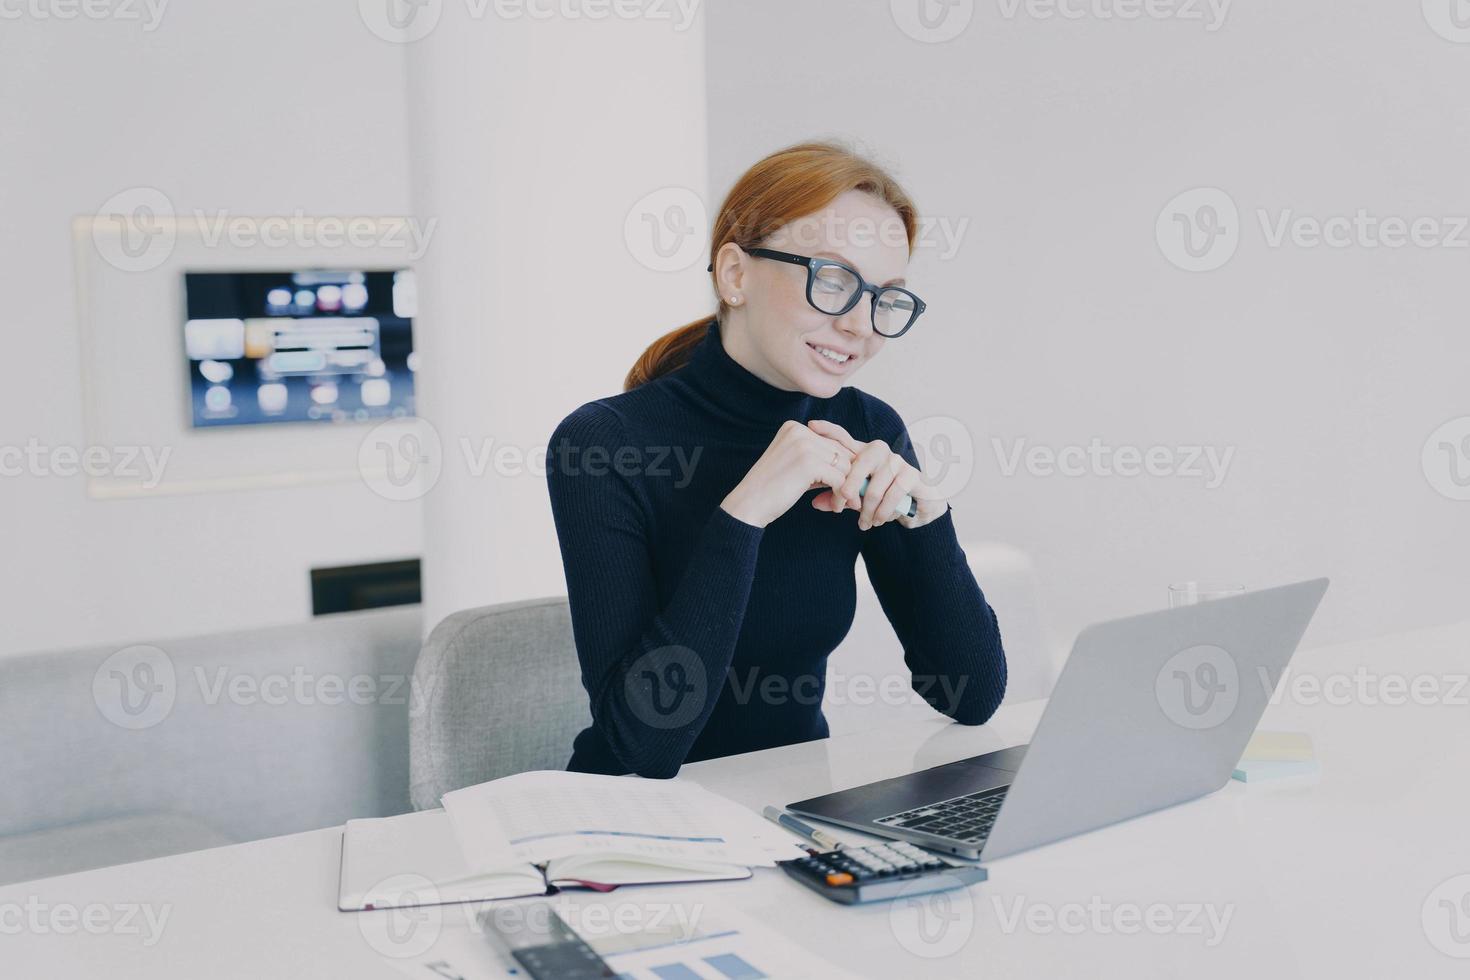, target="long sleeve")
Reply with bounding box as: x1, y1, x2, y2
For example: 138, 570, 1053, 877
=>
546, 401, 764, 778
858, 400, 1008, 726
